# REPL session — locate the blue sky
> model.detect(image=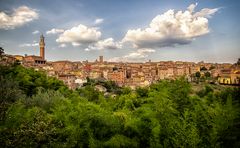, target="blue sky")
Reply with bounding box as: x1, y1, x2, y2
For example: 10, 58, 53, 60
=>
0, 0, 239, 63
